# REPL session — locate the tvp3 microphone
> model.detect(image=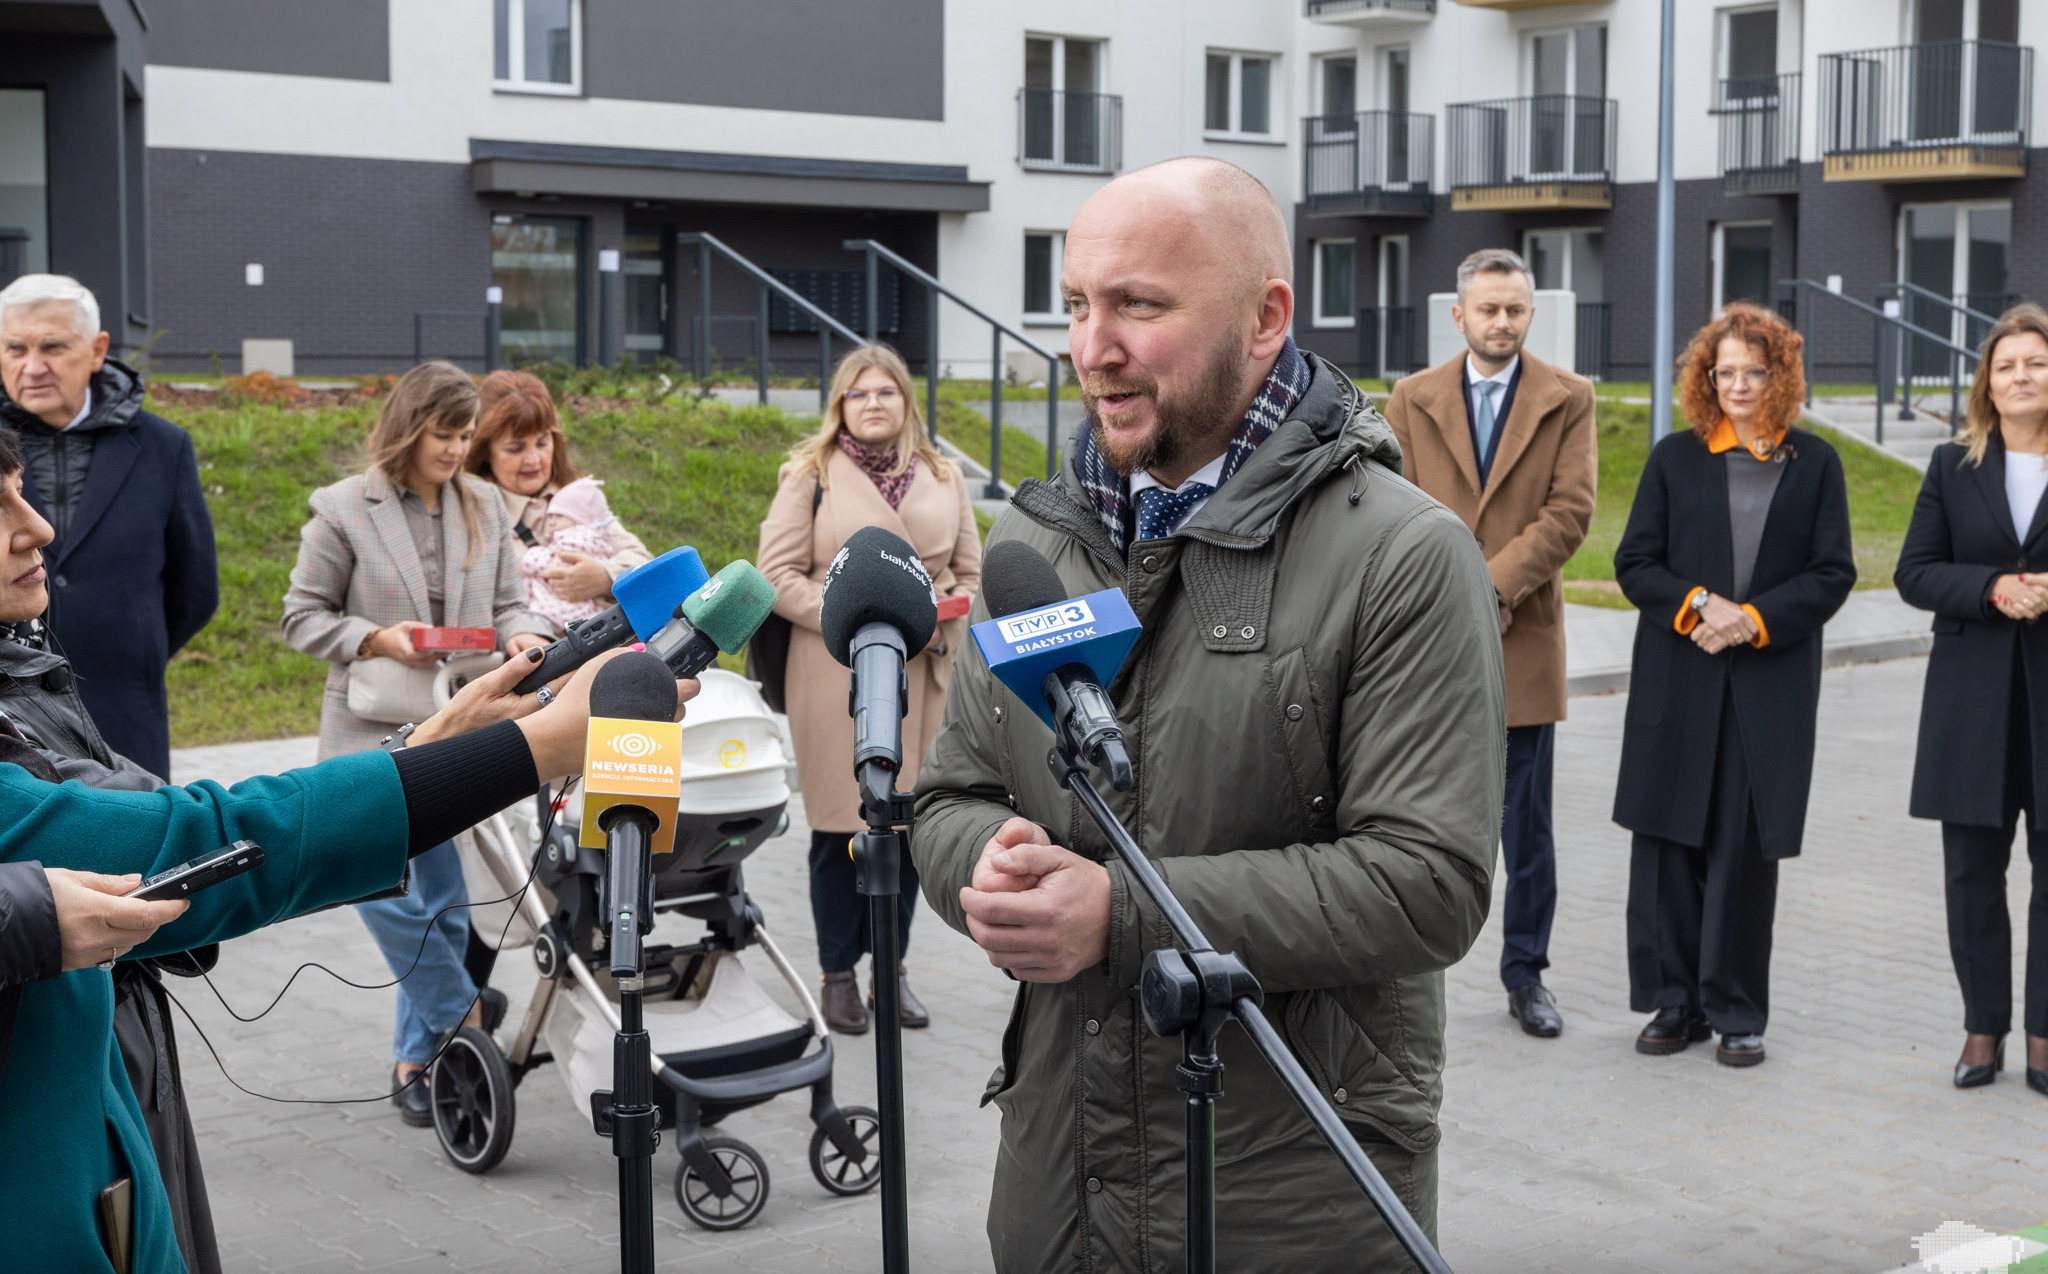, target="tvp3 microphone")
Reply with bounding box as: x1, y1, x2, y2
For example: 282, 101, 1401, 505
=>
515, 545, 709, 694
975, 539, 1140, 791
820, 526, 938, 810
642, 559, 779, 680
